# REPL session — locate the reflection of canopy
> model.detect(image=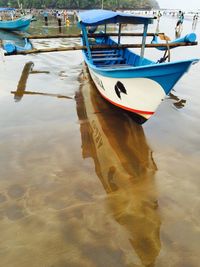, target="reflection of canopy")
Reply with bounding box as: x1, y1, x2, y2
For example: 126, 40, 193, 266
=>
0, 8, 15, 12
78, 9, 155, 26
